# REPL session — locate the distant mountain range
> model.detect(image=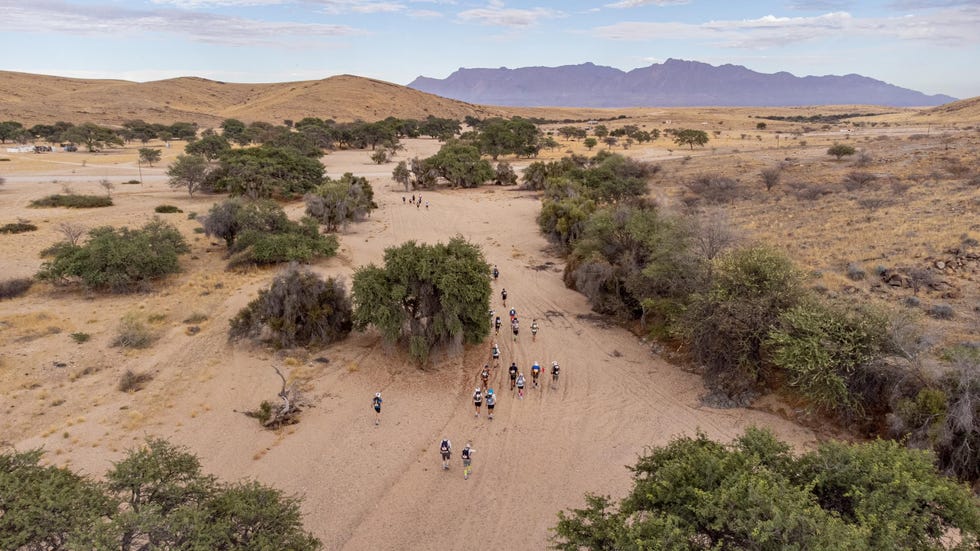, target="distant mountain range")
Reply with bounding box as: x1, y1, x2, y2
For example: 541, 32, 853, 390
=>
408, 59, 956, 108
